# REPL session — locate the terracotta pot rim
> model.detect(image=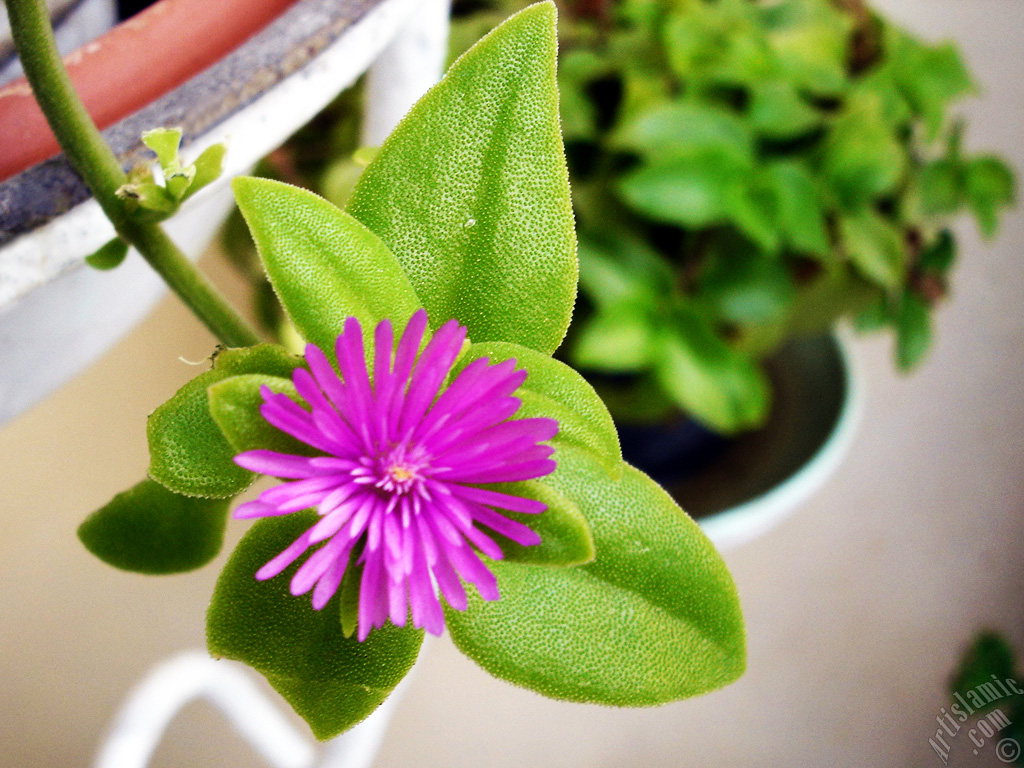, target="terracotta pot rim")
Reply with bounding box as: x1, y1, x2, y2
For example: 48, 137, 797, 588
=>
0, 0, 303, 182
0, 0, 386, 245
